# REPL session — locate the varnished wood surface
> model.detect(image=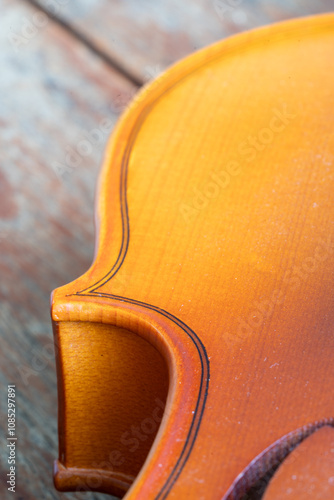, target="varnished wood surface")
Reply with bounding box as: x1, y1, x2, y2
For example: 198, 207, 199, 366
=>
52, 13, 334, 500
1, 1, 334, 499
263, 426, 334, 499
